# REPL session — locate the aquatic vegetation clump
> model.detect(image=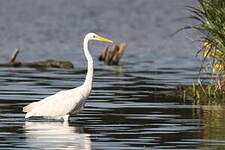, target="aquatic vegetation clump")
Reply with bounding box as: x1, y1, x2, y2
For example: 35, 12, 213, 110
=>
181, 0, 225, 98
